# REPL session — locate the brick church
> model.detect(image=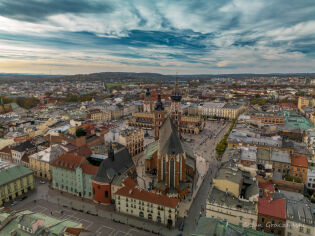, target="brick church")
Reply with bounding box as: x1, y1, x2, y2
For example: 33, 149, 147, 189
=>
145, 83, 196, 198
